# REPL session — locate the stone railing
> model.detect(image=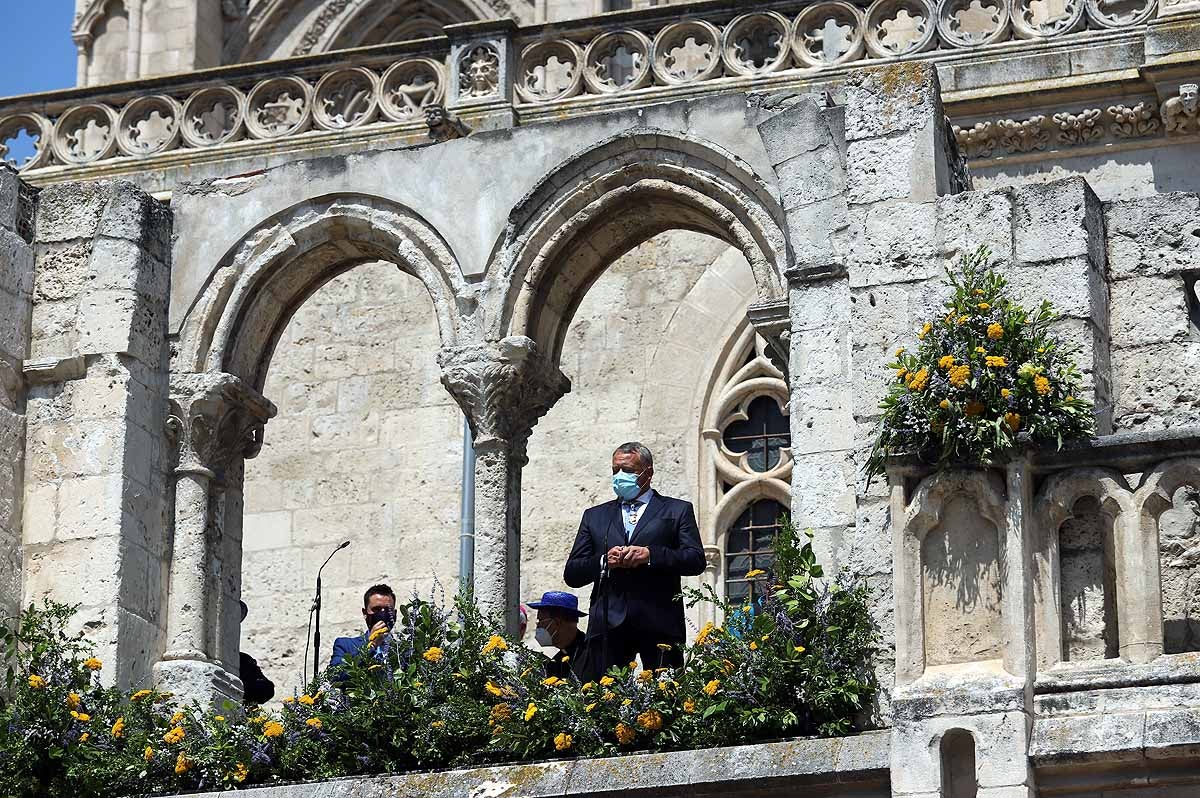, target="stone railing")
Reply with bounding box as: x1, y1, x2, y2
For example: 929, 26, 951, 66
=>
0, 0, 1166, 176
